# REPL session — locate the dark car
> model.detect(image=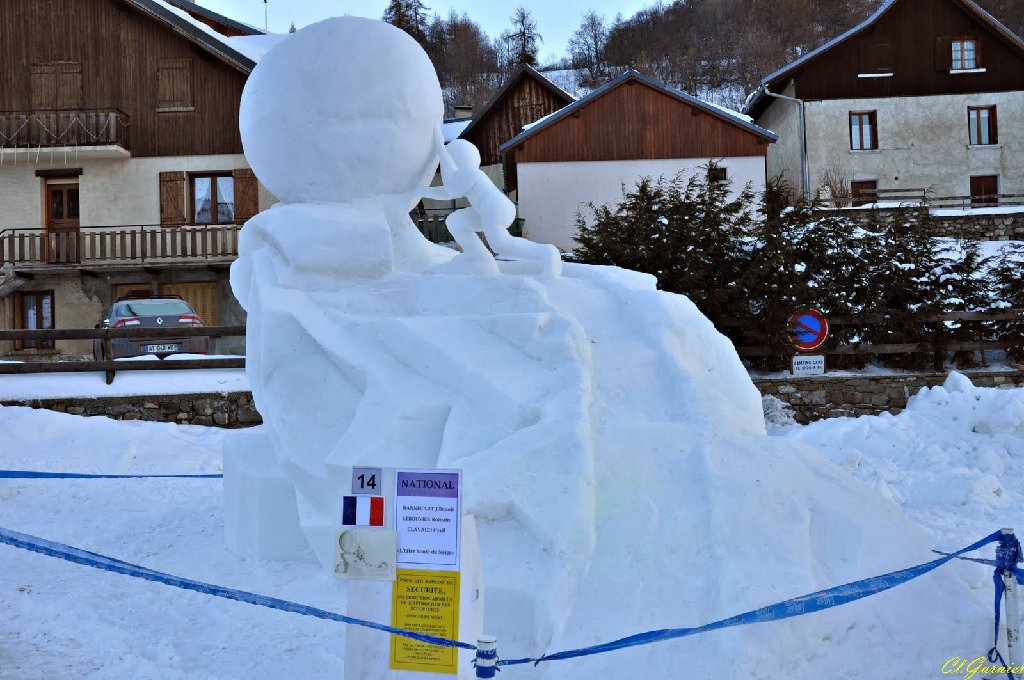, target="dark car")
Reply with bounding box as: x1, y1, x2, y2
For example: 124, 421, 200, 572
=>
94, 295, 209, 360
